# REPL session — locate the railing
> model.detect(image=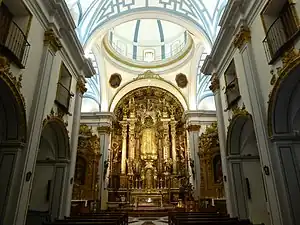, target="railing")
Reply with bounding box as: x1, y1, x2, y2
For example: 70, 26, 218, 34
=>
263, 3, 299, 64
109, 31, 189, 62
0, 20, 30, 68
55, 83, 72, 112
